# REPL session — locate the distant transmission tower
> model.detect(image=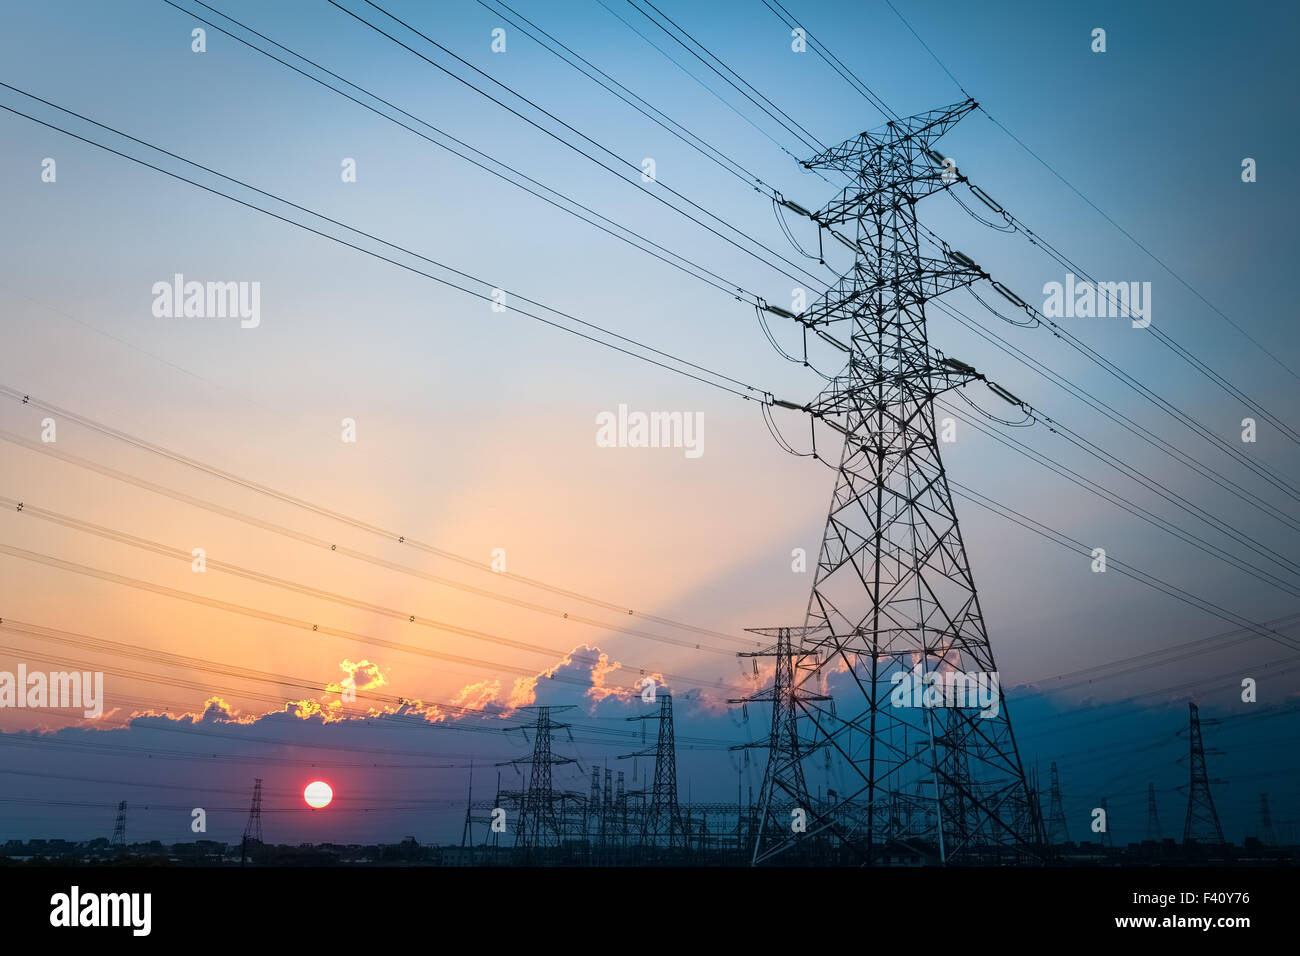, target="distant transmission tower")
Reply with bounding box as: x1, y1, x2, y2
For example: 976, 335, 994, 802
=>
460, 766, 475, 862
623, 694, 686, 849
758, 99, 1040, 864
241, 778, 263, 866
500, 705, 576, 849
1258, 793, 1276, 846
110, 800, 127, 848
615, 770, 626, 849
1179, 703, 1226, 844
600, 767, 613, 850
1145, 783, 1162, 842
1014, 763, 1045, 849
1044, 762, 1069, 845
729, 626, 829, 863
